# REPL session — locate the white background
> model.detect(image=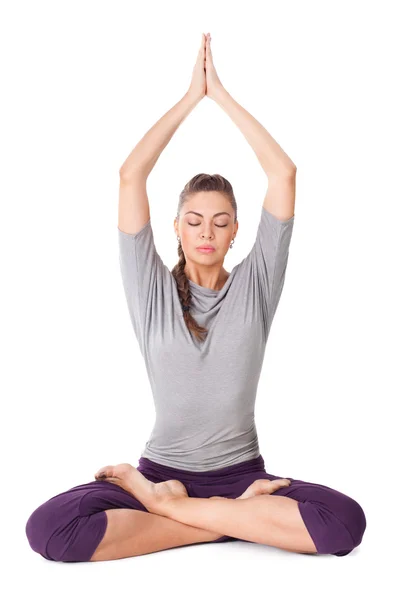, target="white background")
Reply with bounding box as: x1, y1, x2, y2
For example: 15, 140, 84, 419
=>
2, 0, 399, 597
